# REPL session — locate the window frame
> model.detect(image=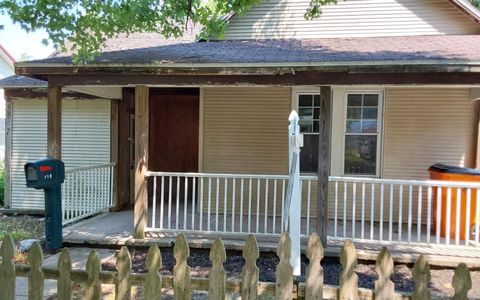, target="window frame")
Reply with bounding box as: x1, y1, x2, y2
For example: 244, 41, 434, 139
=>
293, 89, 321, 174
341, 91, 384, 177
